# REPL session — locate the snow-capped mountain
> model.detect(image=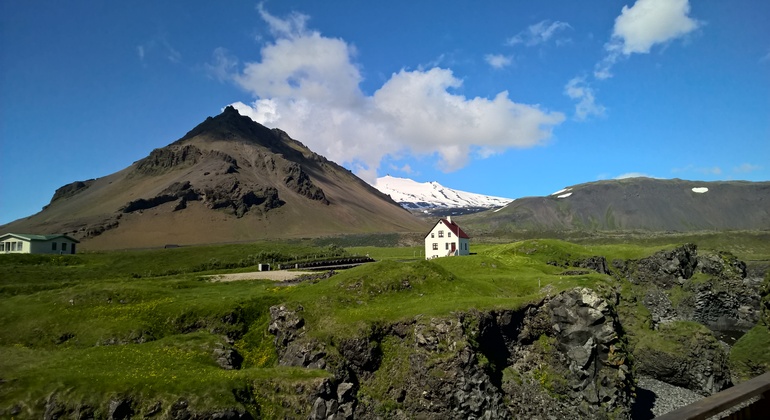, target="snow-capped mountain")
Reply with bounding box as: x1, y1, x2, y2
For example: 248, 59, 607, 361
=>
373, 175, 513, 211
